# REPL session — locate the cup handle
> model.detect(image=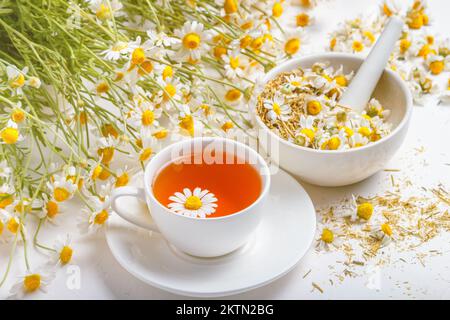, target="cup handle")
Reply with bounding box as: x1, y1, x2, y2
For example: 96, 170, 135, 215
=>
110, 186, 159, 232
